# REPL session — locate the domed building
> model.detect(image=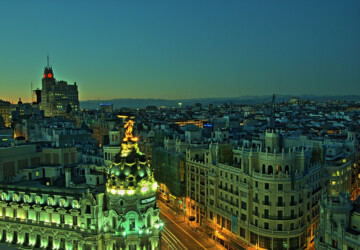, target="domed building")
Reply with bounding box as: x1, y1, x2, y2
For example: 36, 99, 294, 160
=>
0, 117, 162, 249
105, 117, 162, 249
